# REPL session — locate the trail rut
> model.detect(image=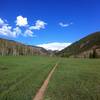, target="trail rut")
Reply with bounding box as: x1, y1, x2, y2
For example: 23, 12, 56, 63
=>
33, 62, 58, 100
